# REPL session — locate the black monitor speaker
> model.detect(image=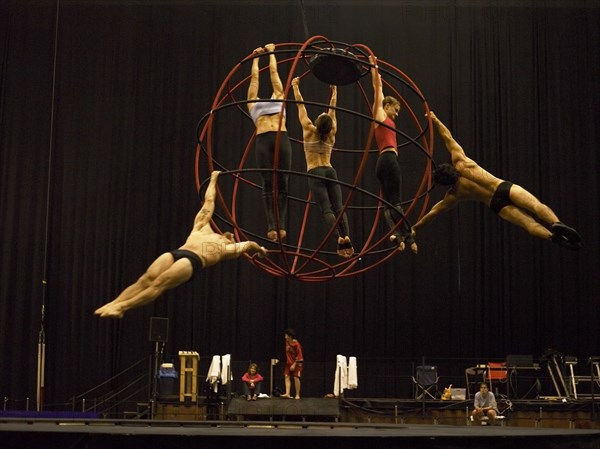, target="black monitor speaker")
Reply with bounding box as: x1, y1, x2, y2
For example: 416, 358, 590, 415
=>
149, 317, 169, 342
